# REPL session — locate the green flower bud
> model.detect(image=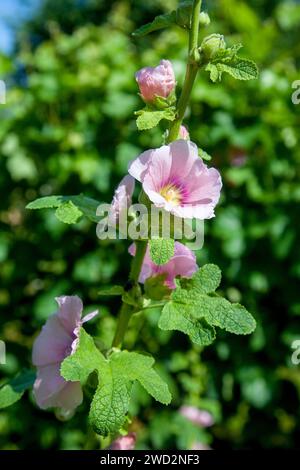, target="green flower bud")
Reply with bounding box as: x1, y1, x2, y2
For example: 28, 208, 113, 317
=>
200, 34, 226, 60
199, 12, 210, 27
